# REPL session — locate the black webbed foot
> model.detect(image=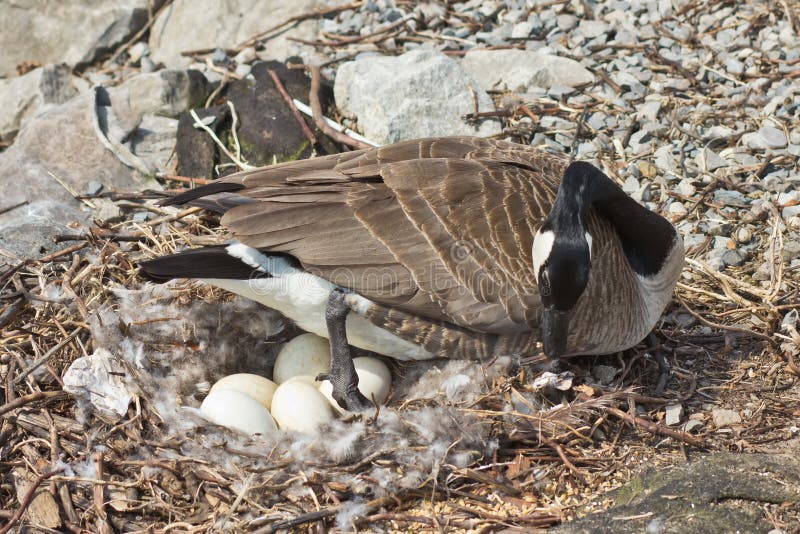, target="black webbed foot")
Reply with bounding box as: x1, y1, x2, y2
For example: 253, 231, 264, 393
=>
318, 289, 372, 412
